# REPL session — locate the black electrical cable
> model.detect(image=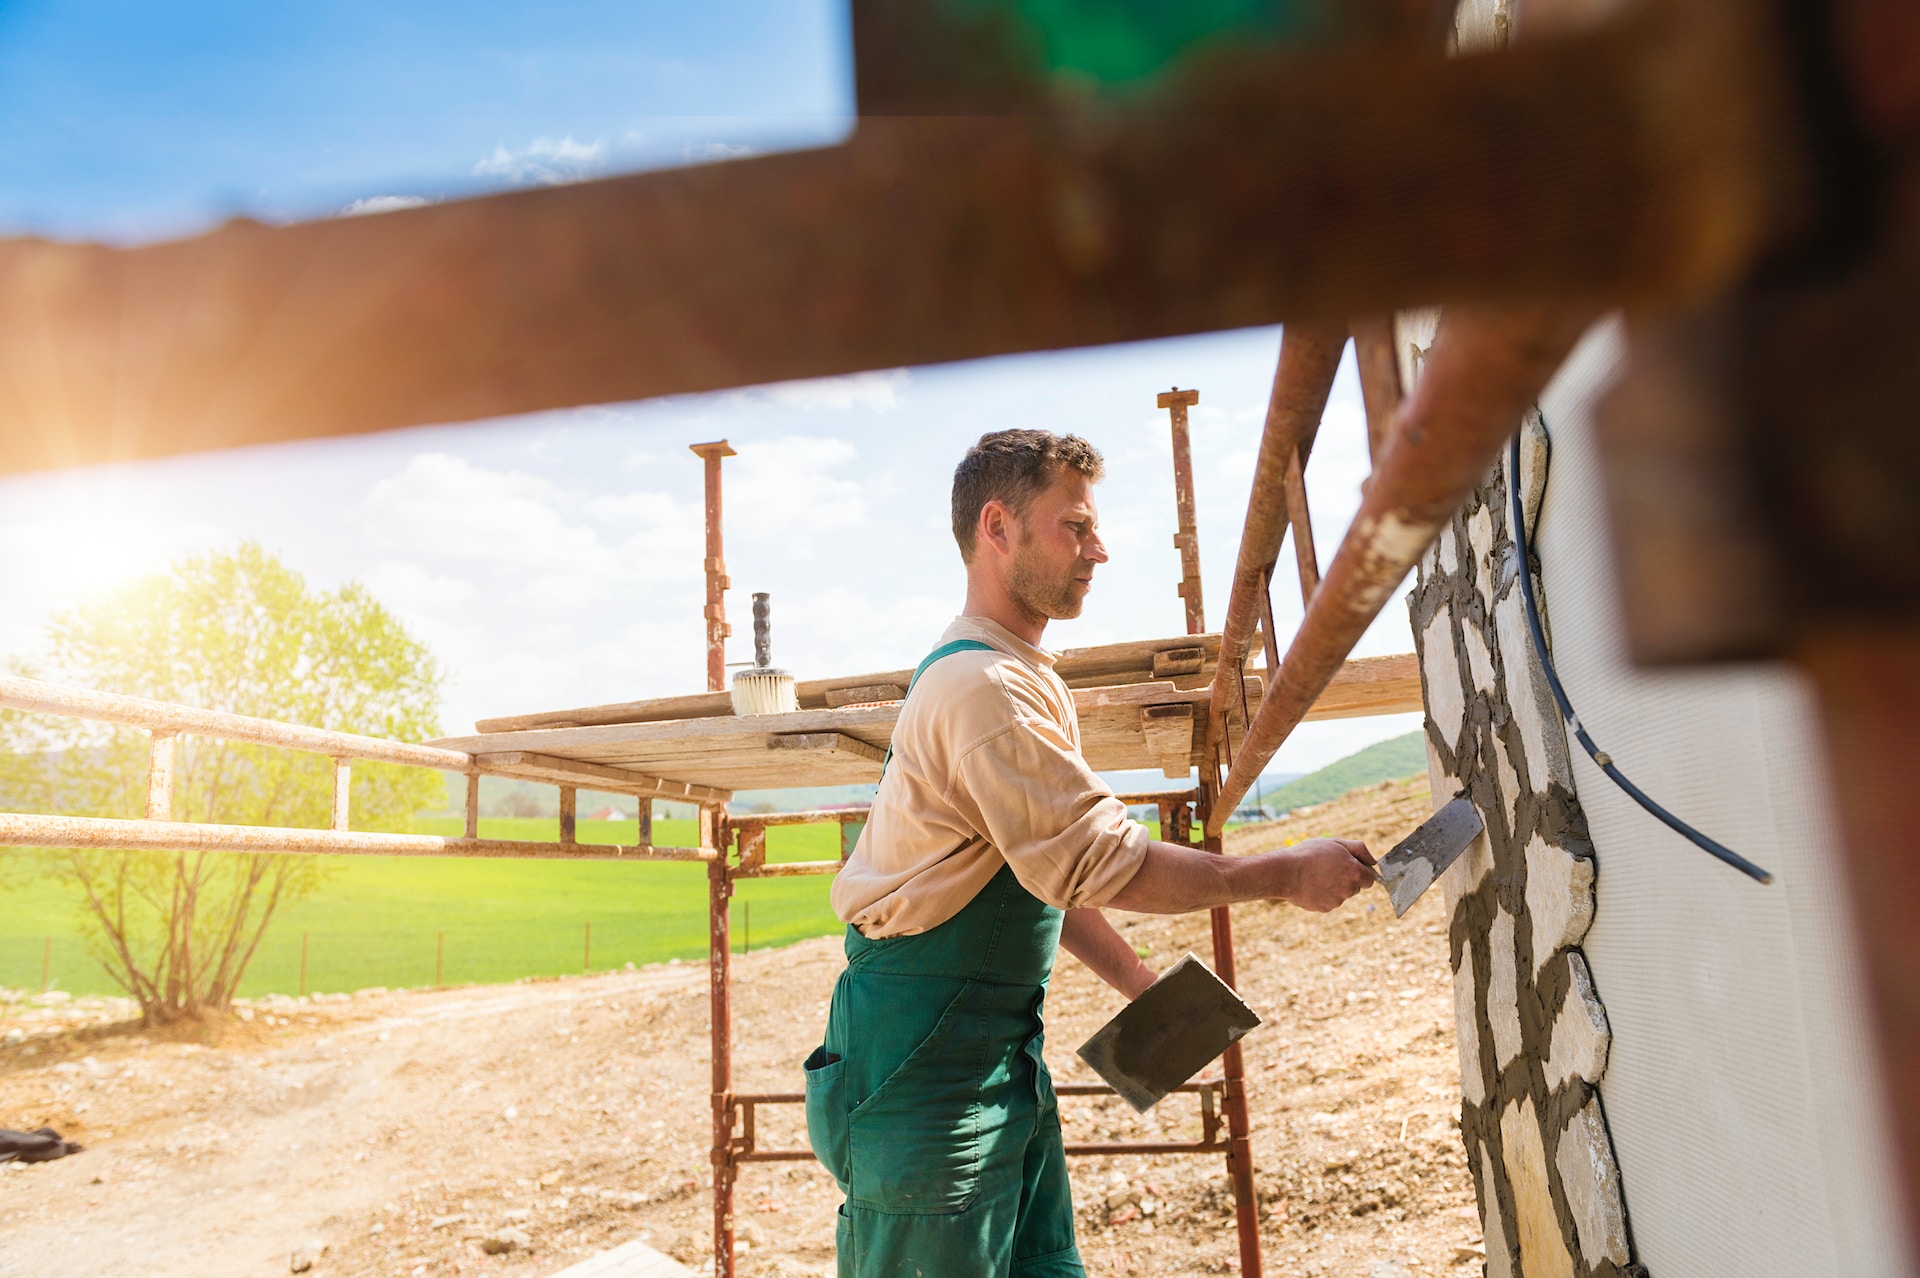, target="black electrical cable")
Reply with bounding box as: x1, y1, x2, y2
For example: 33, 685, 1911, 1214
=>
1506, 433, 1773, 885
